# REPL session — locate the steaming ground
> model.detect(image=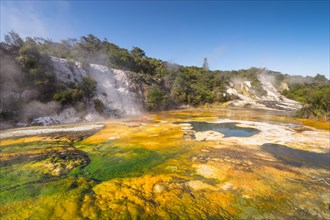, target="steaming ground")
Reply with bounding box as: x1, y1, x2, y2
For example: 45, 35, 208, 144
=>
12, 57, 145, 127
226, 73, 301, 111
1, 56, 301, 128
51, 57, 143, 115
